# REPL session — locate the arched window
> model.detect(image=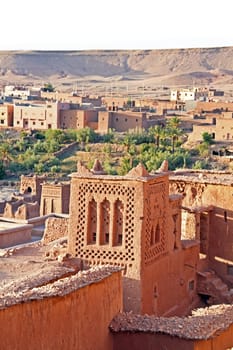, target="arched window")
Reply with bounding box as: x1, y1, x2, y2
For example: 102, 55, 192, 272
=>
27, 186, 32, 193
114, 199, 124, 245
87, 199, 97, 244
101, 199, 110, 244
